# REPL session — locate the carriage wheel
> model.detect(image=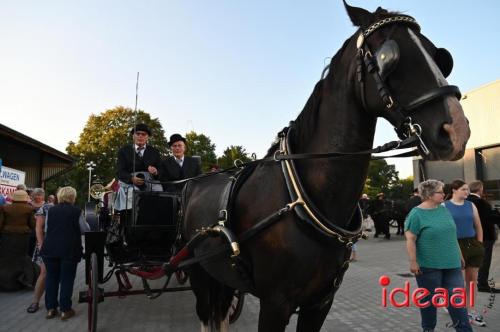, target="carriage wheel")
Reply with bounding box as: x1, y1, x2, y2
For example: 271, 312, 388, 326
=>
88, 252, 99, 332
175, 270, 188, 285
228, 291, 245, 324
389, 219, 398, 228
